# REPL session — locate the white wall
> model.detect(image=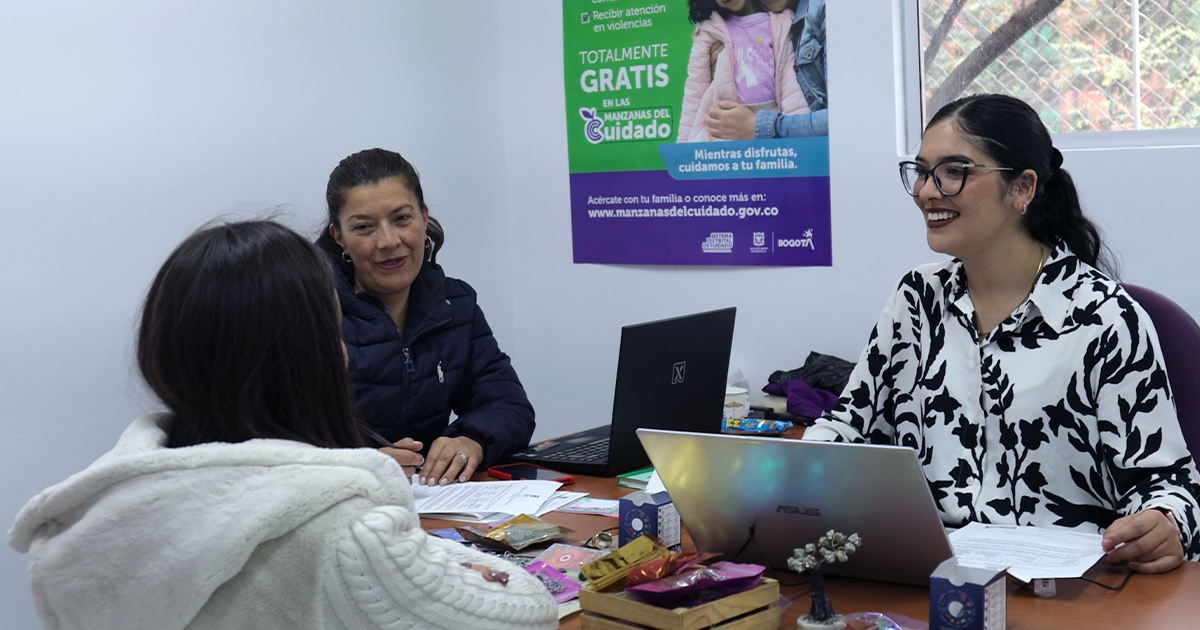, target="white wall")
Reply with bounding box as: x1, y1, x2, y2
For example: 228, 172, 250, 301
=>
499, 0, 1200, 441
3, 0, 1199, 627
0, 2, 512, 626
